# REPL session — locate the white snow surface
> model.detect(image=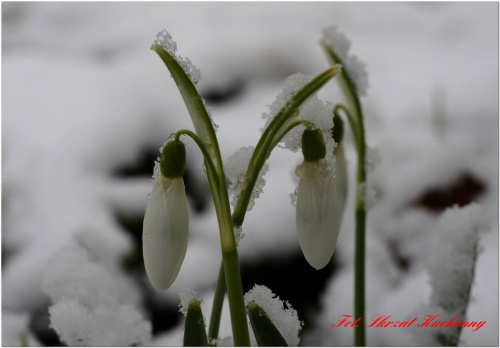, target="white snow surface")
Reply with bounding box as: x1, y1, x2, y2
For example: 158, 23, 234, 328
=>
40, 247, 151, 346
2, 2, 498, 346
